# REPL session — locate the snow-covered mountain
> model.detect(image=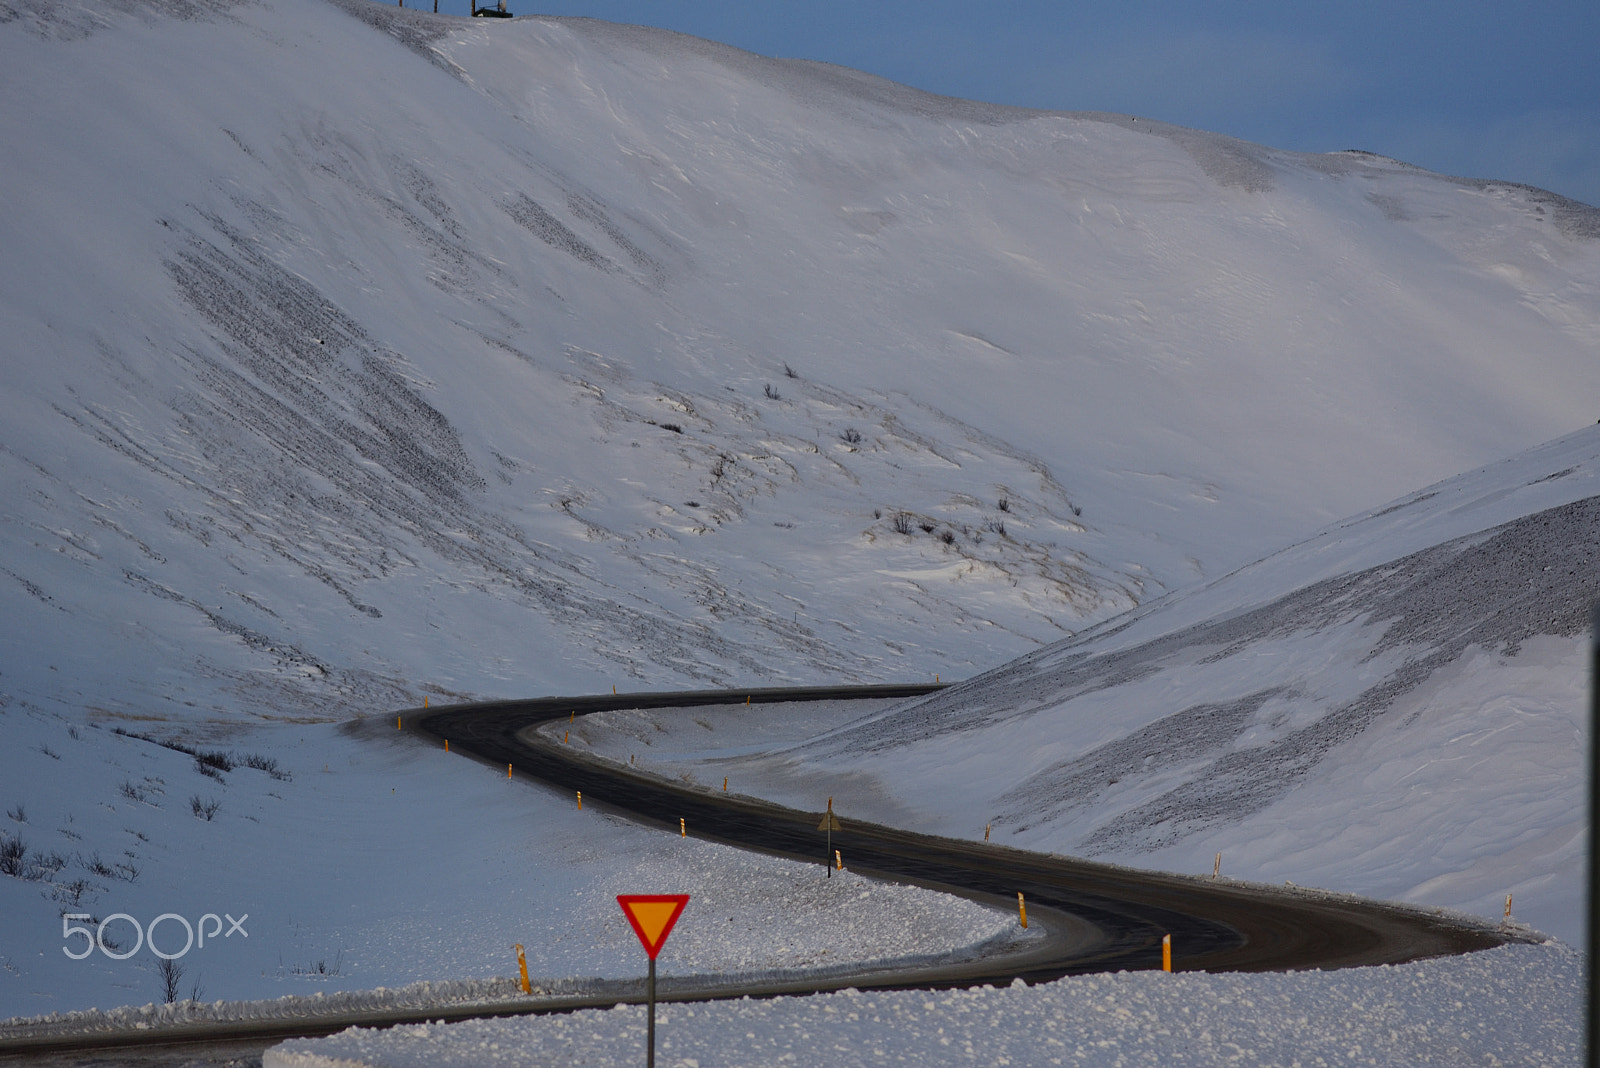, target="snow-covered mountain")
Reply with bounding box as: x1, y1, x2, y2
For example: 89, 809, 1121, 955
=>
631, 425, 1597, 942
3, 0, 1598, 728
3, 0, 1598, 1033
